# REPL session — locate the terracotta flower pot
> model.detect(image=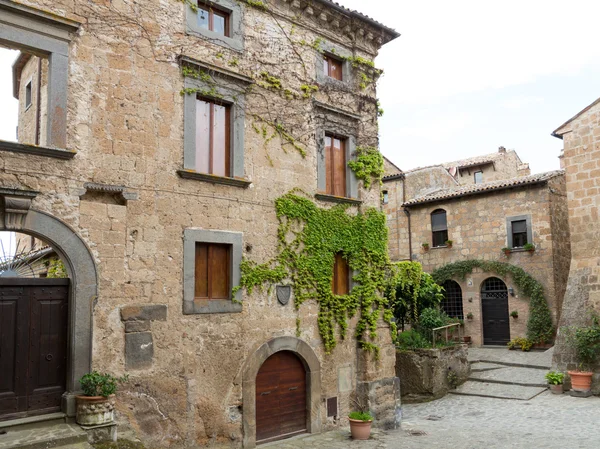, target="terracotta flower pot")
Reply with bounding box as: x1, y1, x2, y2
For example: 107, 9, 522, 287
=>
76, 394, 115, 426
549, 384, 563, 395
349, 418, 372, 440
462, 336, 471, 343
568, 371, 593, 392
